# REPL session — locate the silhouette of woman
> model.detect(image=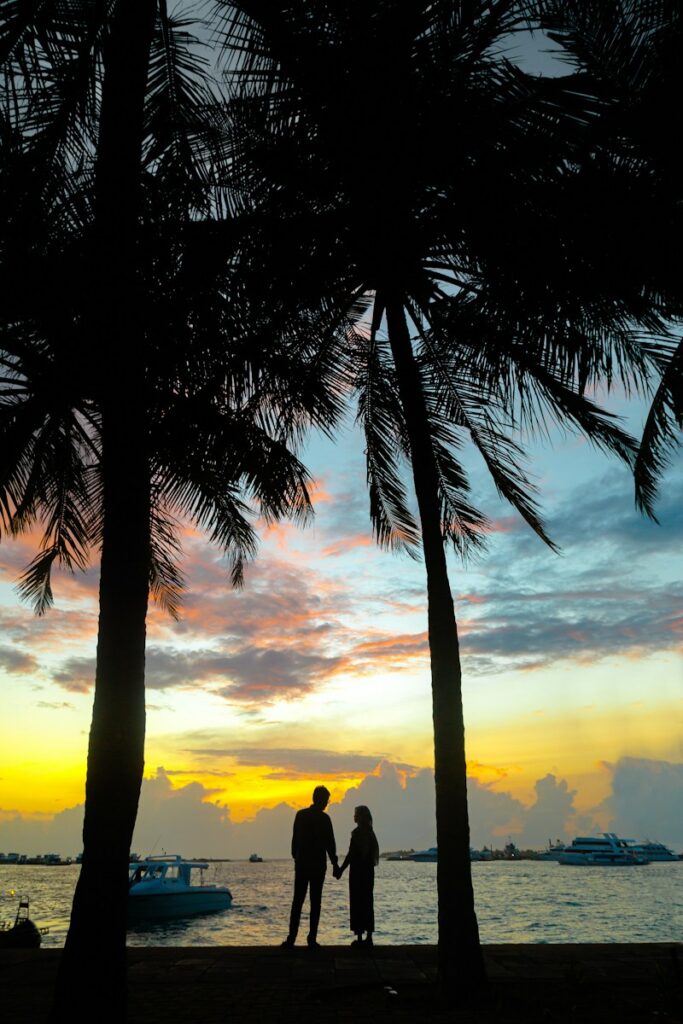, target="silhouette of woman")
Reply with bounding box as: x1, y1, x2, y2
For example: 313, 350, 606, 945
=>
337, 805, 379, 947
